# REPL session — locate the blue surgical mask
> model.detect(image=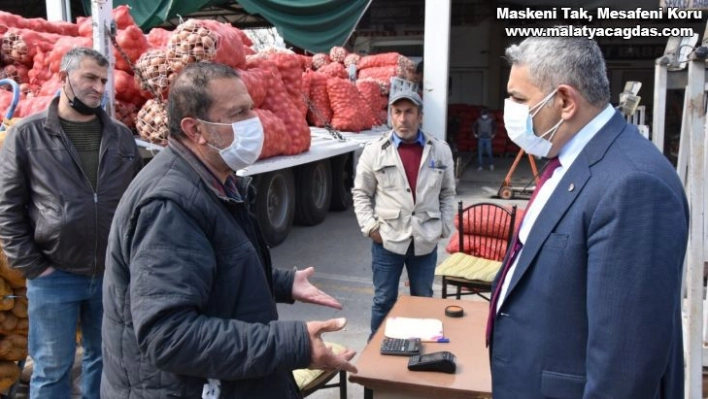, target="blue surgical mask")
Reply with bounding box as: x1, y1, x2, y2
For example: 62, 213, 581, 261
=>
503, 89, 562, 157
